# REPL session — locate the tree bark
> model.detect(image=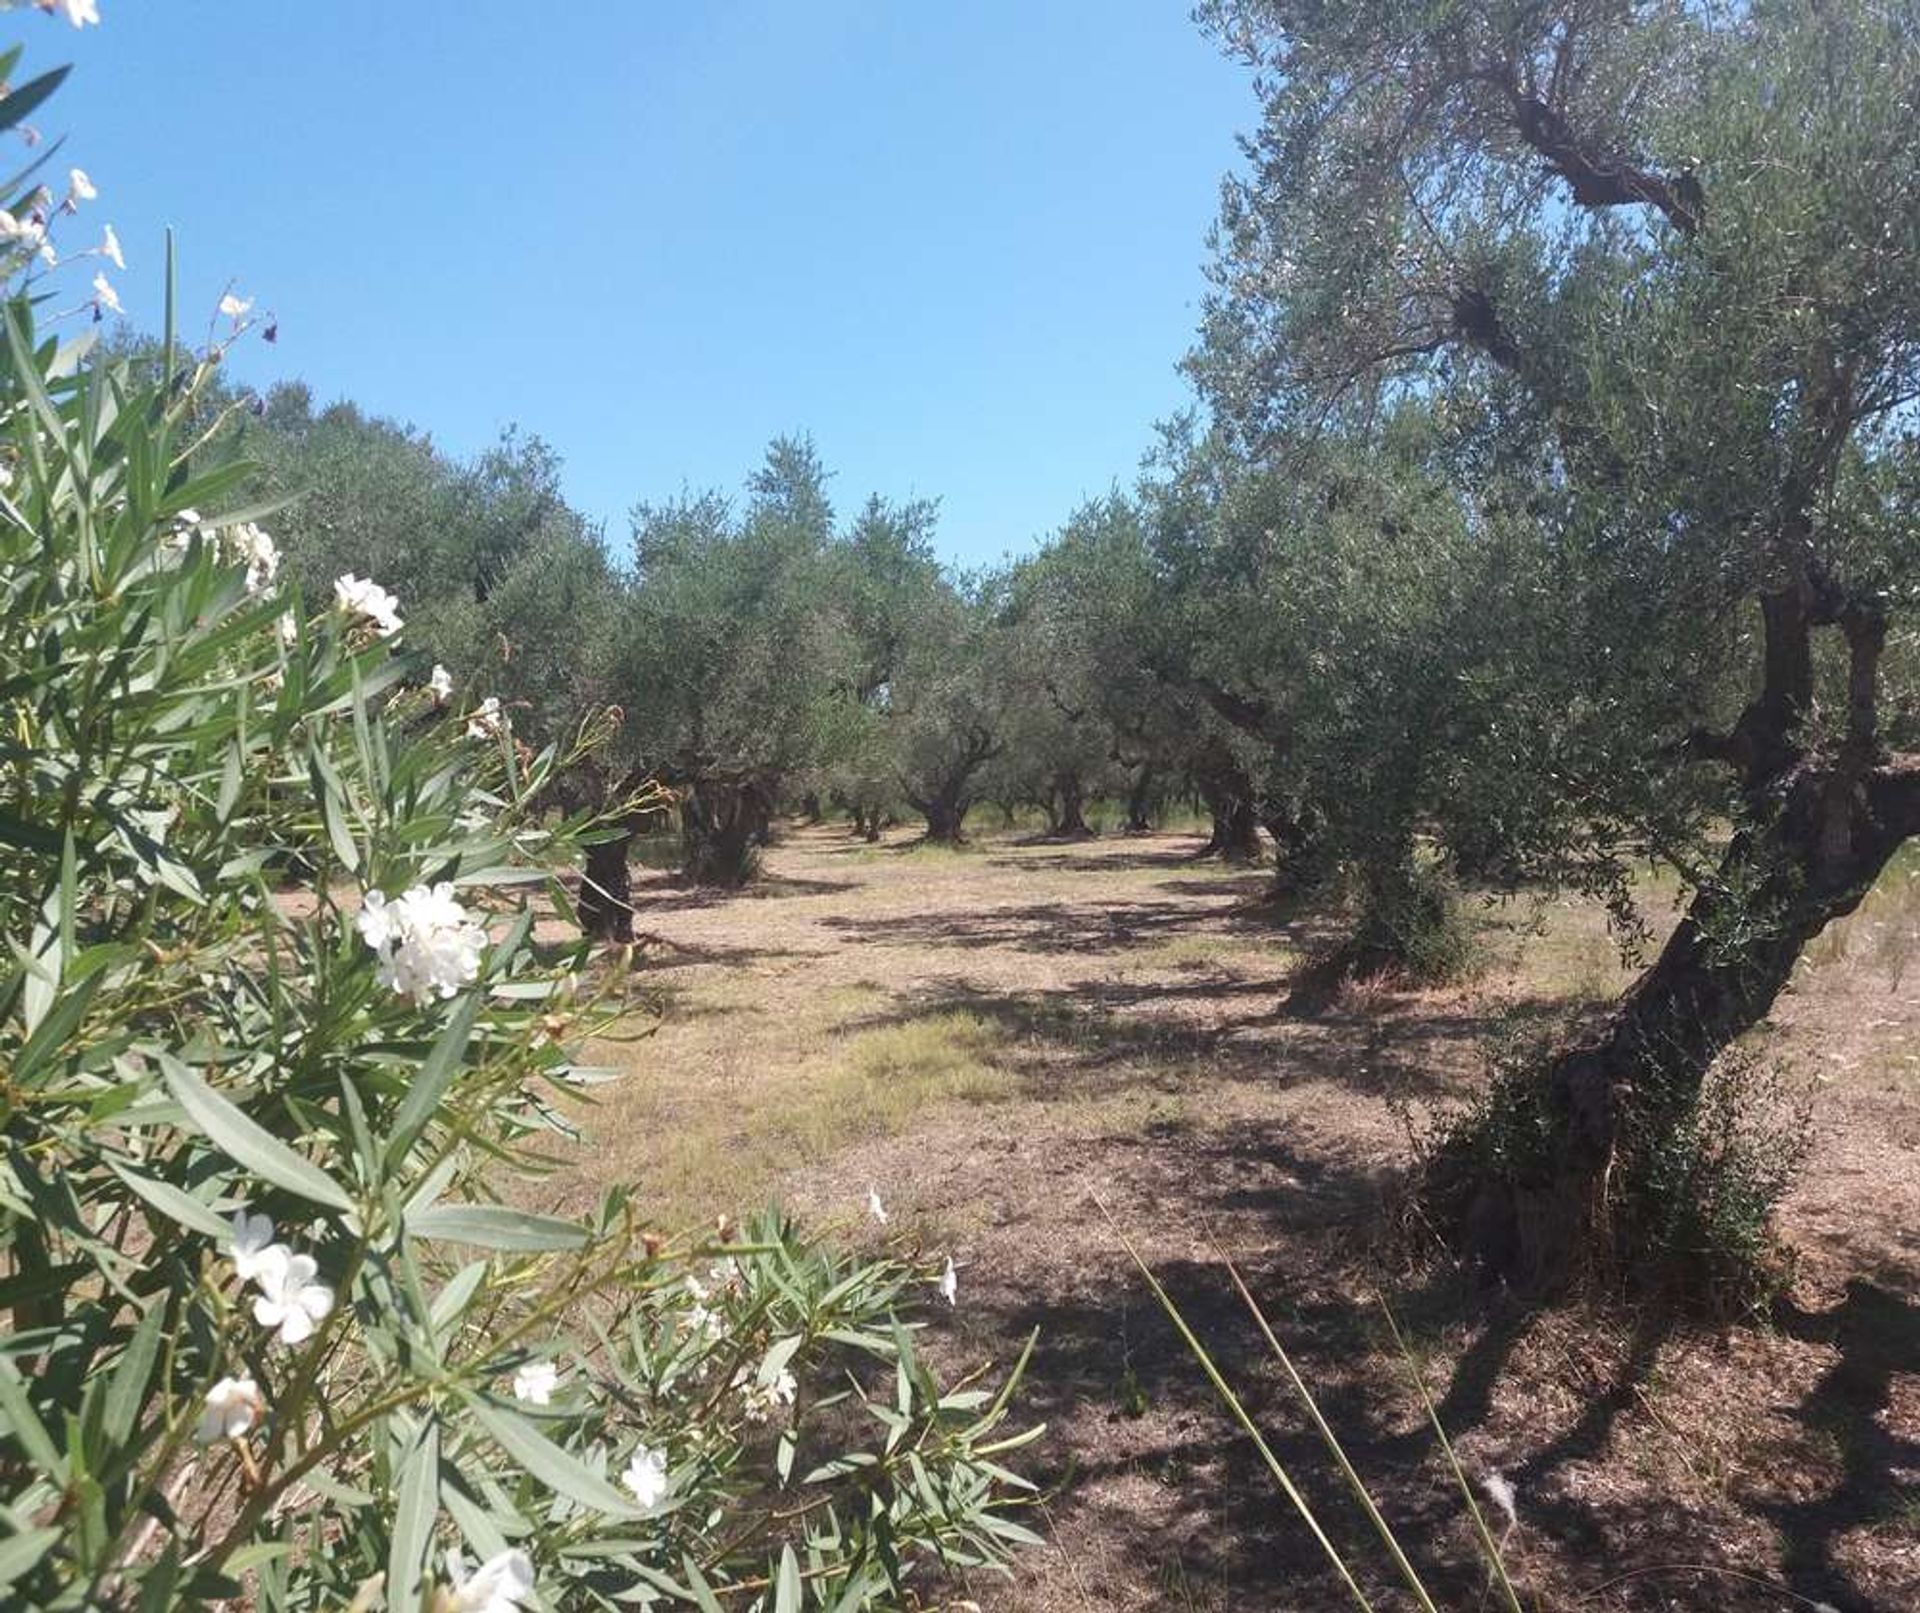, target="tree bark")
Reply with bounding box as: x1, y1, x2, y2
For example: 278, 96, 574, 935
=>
579, 830, 636, 942
1461, 580, 1920, 1288
1193, 749, 1263, 862
681, 778, 767, 887
1123, 764, 1157, 833
921, 791, 969, 844
1051, 773, 1095, 839
1262, 798, 1319, 896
